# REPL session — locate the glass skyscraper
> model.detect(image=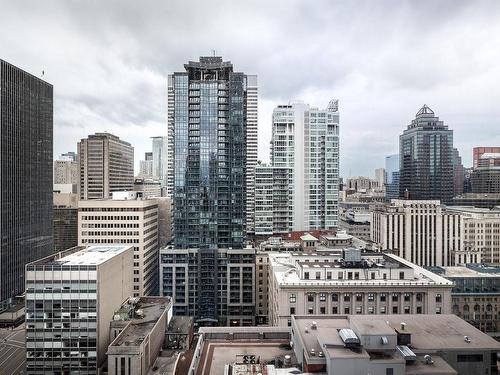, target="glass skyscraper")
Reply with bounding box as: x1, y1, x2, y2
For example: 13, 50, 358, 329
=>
385, 153, 400, 200
0, 60, 53, 308
168, 57, 254, 249
399, 105, 453, 204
